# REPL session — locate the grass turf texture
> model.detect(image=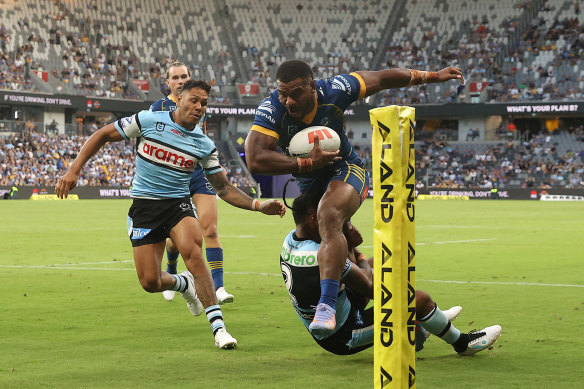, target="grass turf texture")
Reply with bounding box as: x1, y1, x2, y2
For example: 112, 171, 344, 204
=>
0, 199, 582, 388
